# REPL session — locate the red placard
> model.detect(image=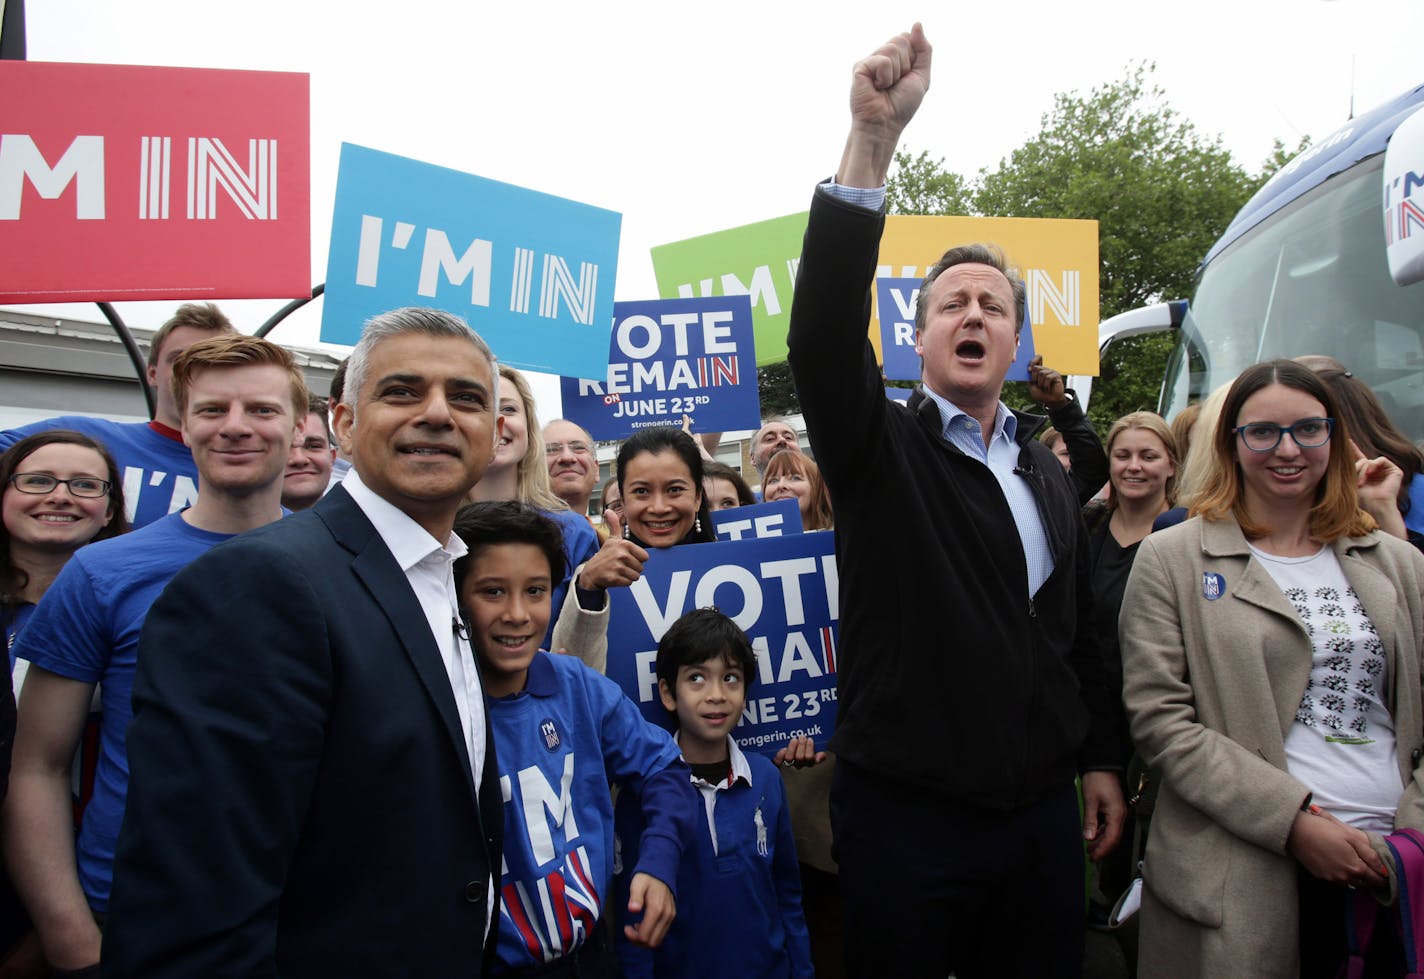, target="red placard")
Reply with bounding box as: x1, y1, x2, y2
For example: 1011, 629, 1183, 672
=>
0, 61, 310, 303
